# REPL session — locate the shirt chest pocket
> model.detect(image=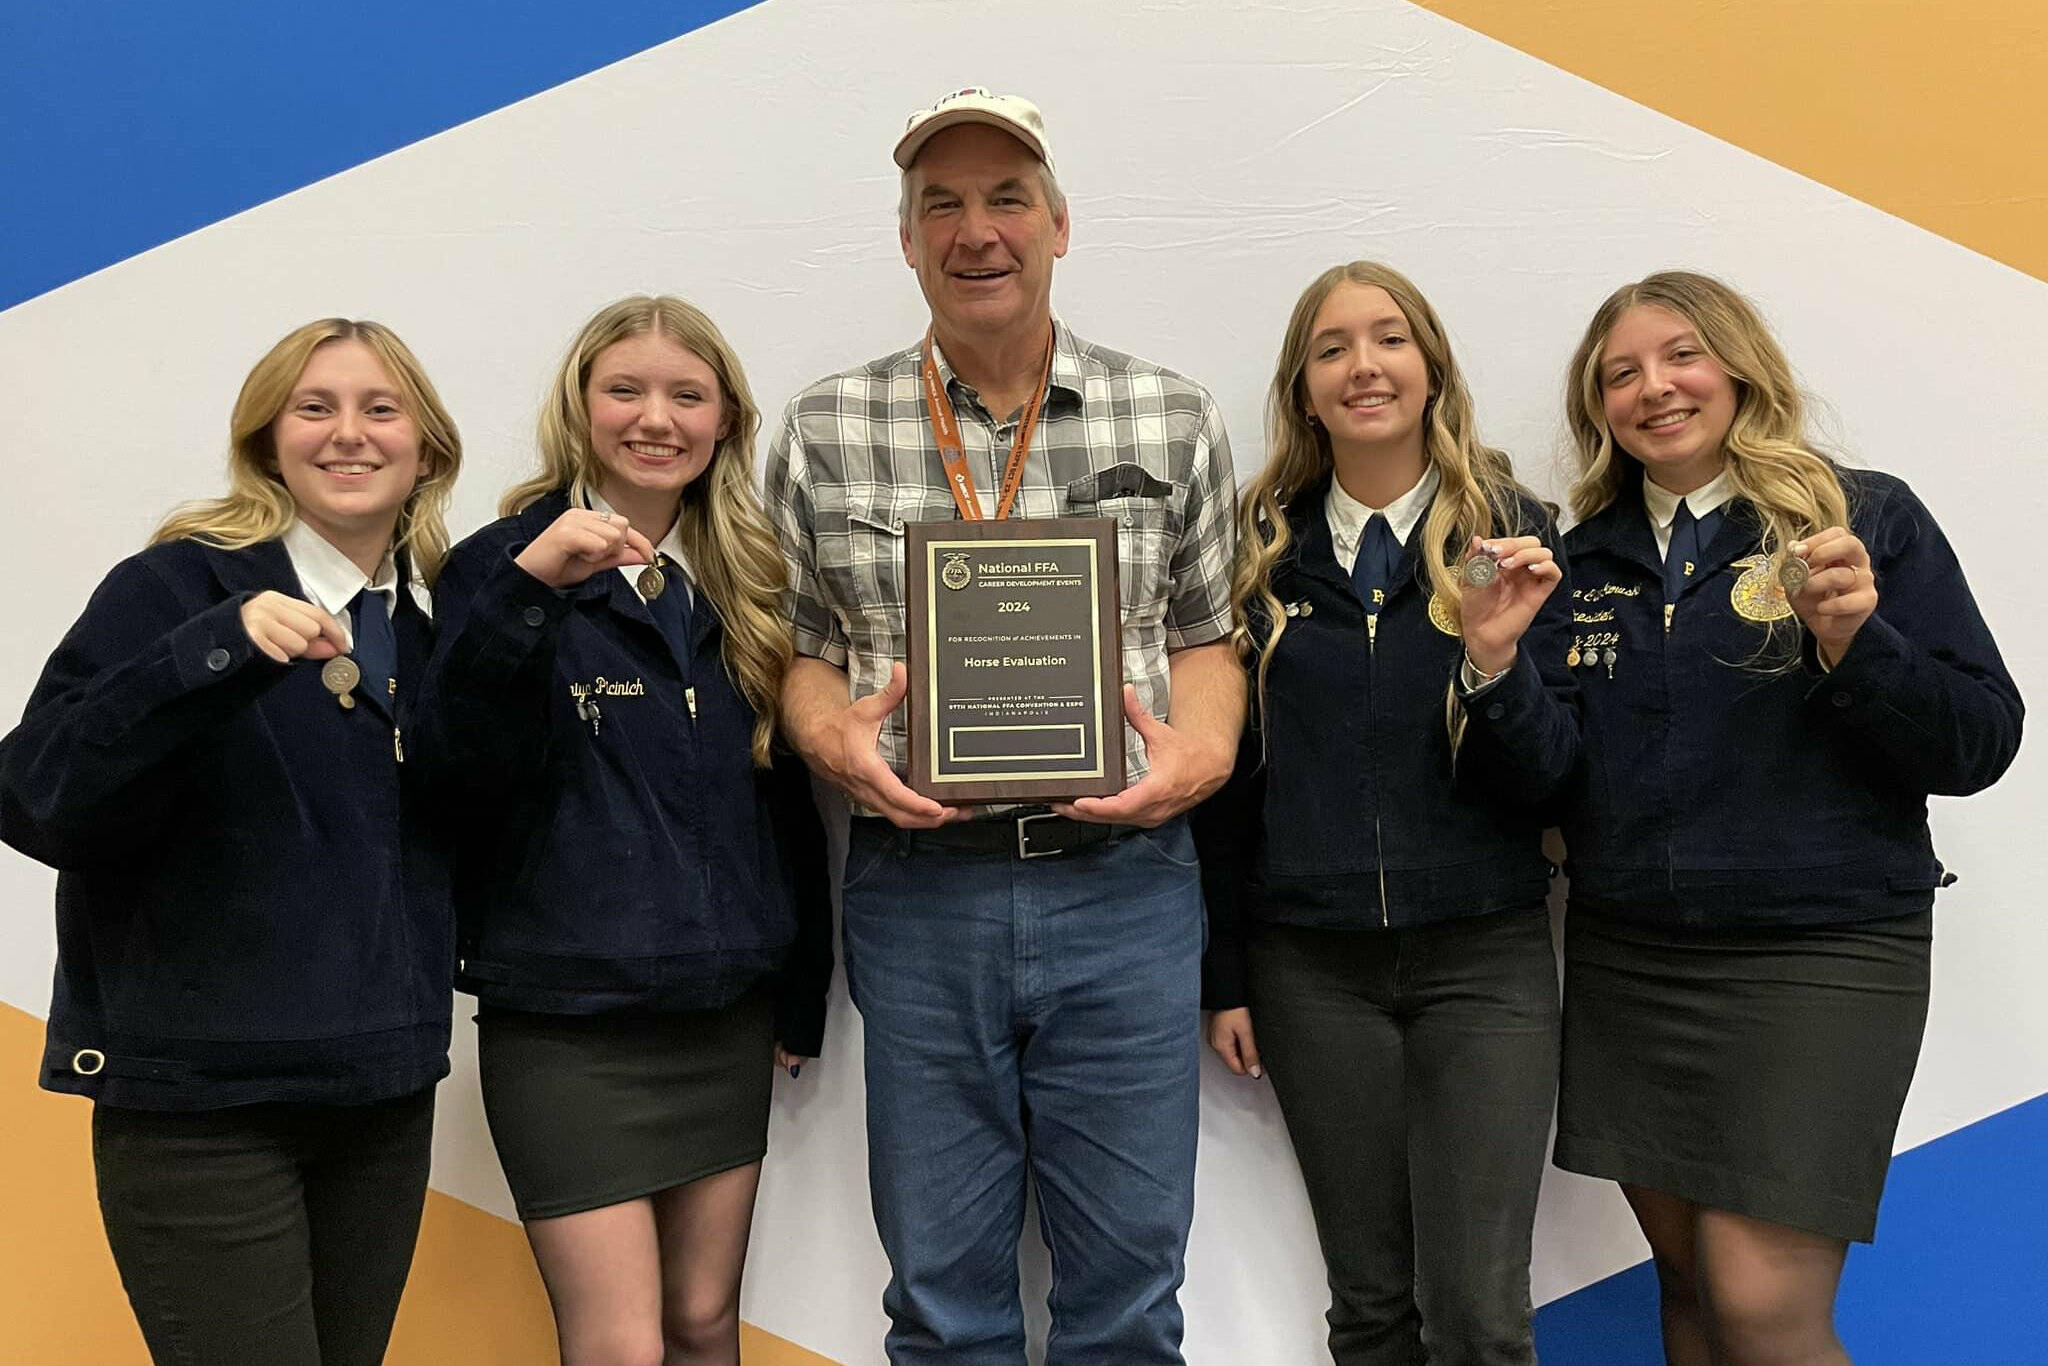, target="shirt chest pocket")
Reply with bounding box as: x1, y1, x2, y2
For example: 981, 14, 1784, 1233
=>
1063, 465, 1182, 619
820, 492, 958, 632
